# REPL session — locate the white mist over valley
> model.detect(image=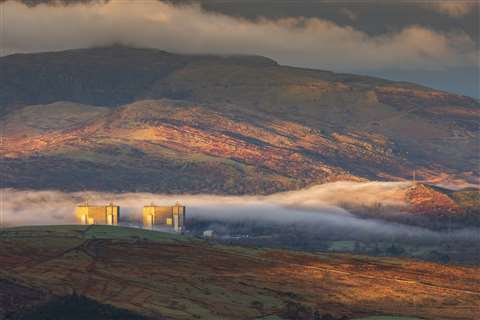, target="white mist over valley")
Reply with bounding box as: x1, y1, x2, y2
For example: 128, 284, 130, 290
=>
2, 181, 478, 243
